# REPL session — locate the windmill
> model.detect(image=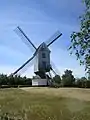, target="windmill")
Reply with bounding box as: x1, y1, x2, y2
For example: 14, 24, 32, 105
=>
11, 26, 62, 85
